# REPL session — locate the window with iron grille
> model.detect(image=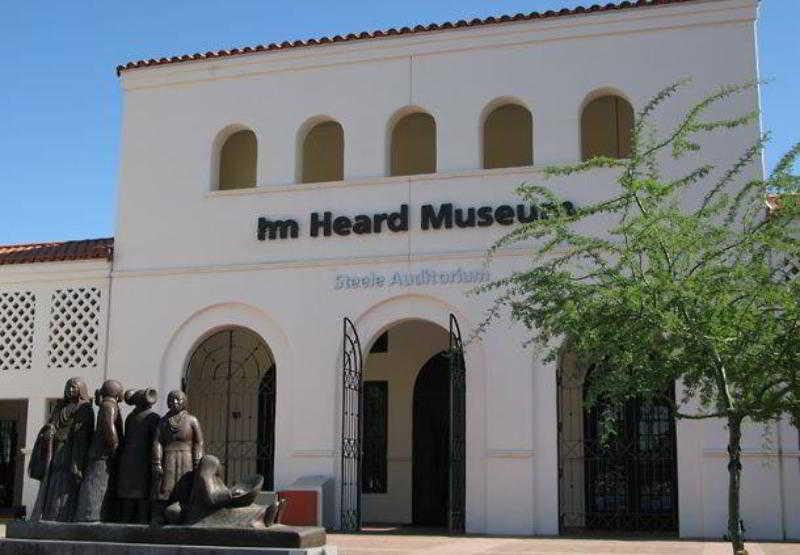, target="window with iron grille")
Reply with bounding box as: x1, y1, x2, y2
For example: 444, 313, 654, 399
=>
362, 381, 388, 494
